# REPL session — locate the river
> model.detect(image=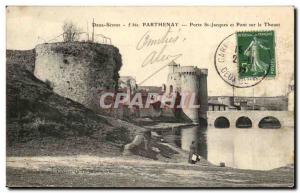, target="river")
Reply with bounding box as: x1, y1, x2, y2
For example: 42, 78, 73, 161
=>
179, 125, 294, 170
